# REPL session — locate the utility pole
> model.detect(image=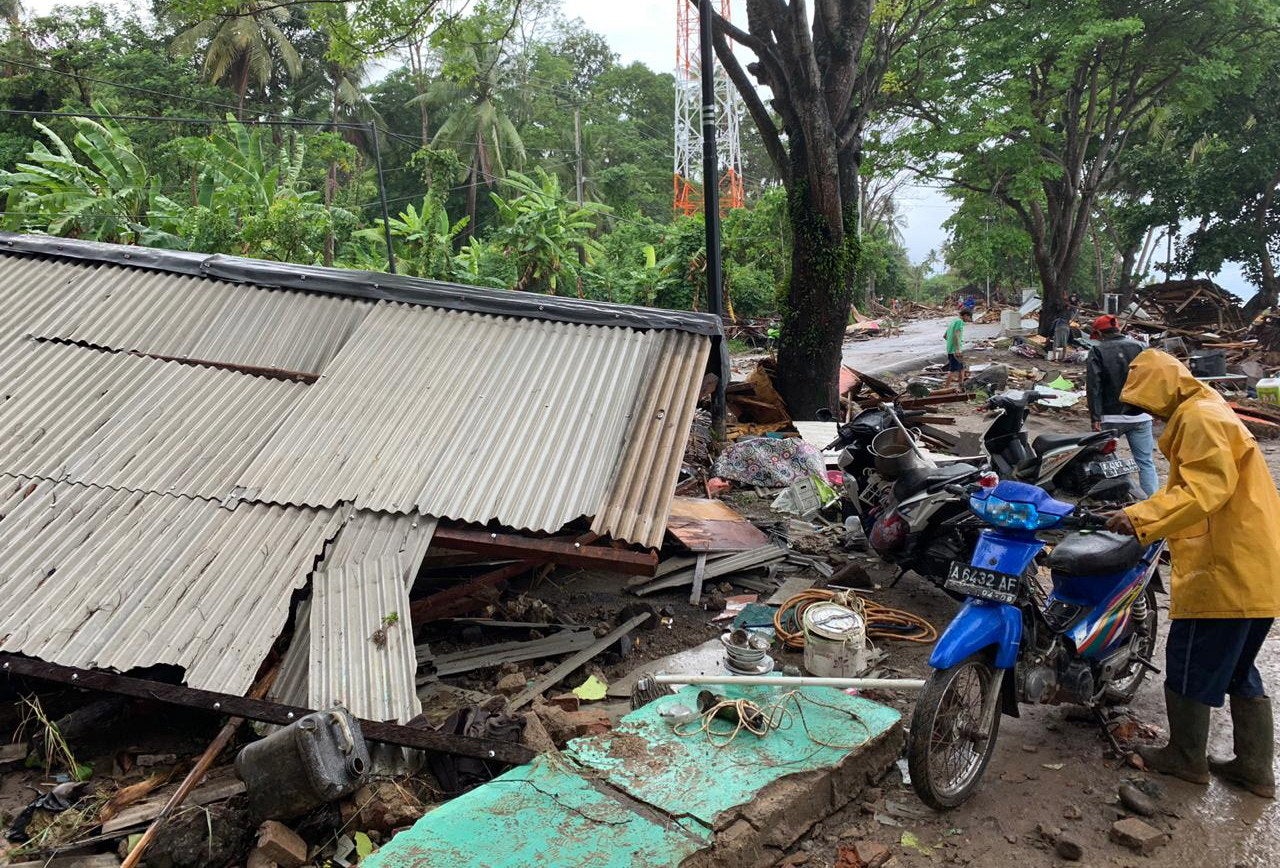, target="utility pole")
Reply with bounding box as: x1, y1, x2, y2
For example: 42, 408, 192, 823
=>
573, 107, 584, 206
699, 0, 727, 440
369, 121, 396, 275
